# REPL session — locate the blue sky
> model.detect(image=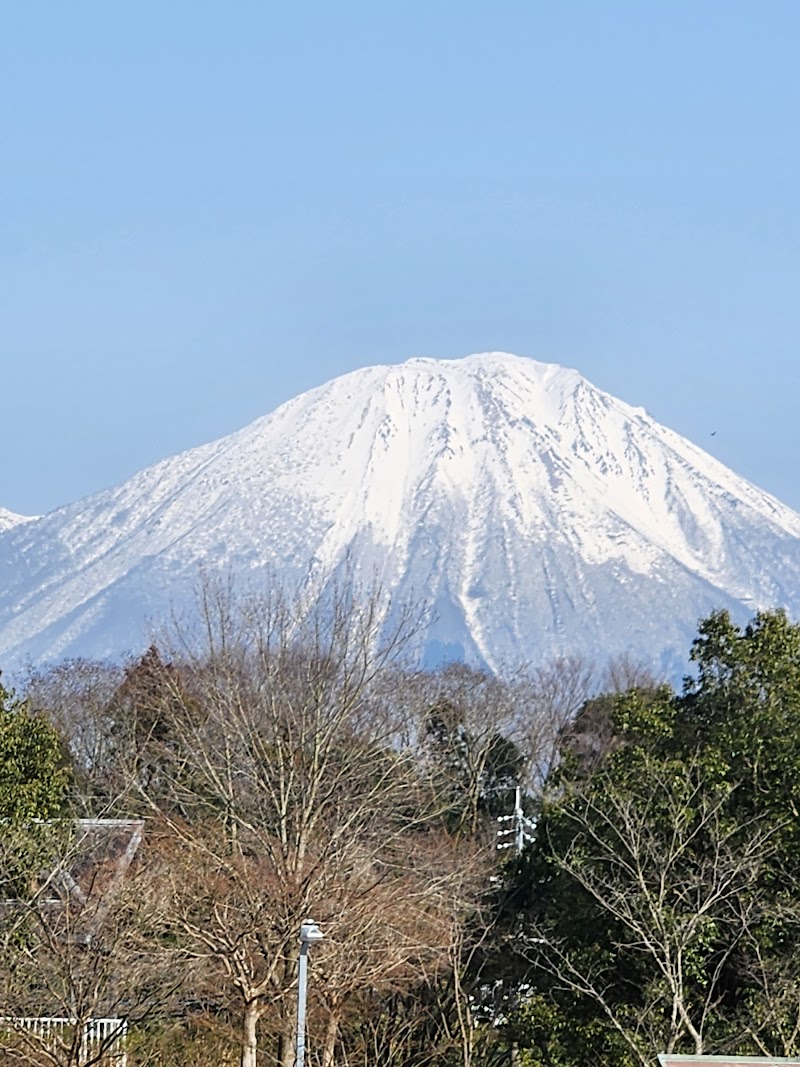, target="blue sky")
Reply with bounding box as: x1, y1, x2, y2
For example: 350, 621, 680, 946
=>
3, 2, 799, 515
